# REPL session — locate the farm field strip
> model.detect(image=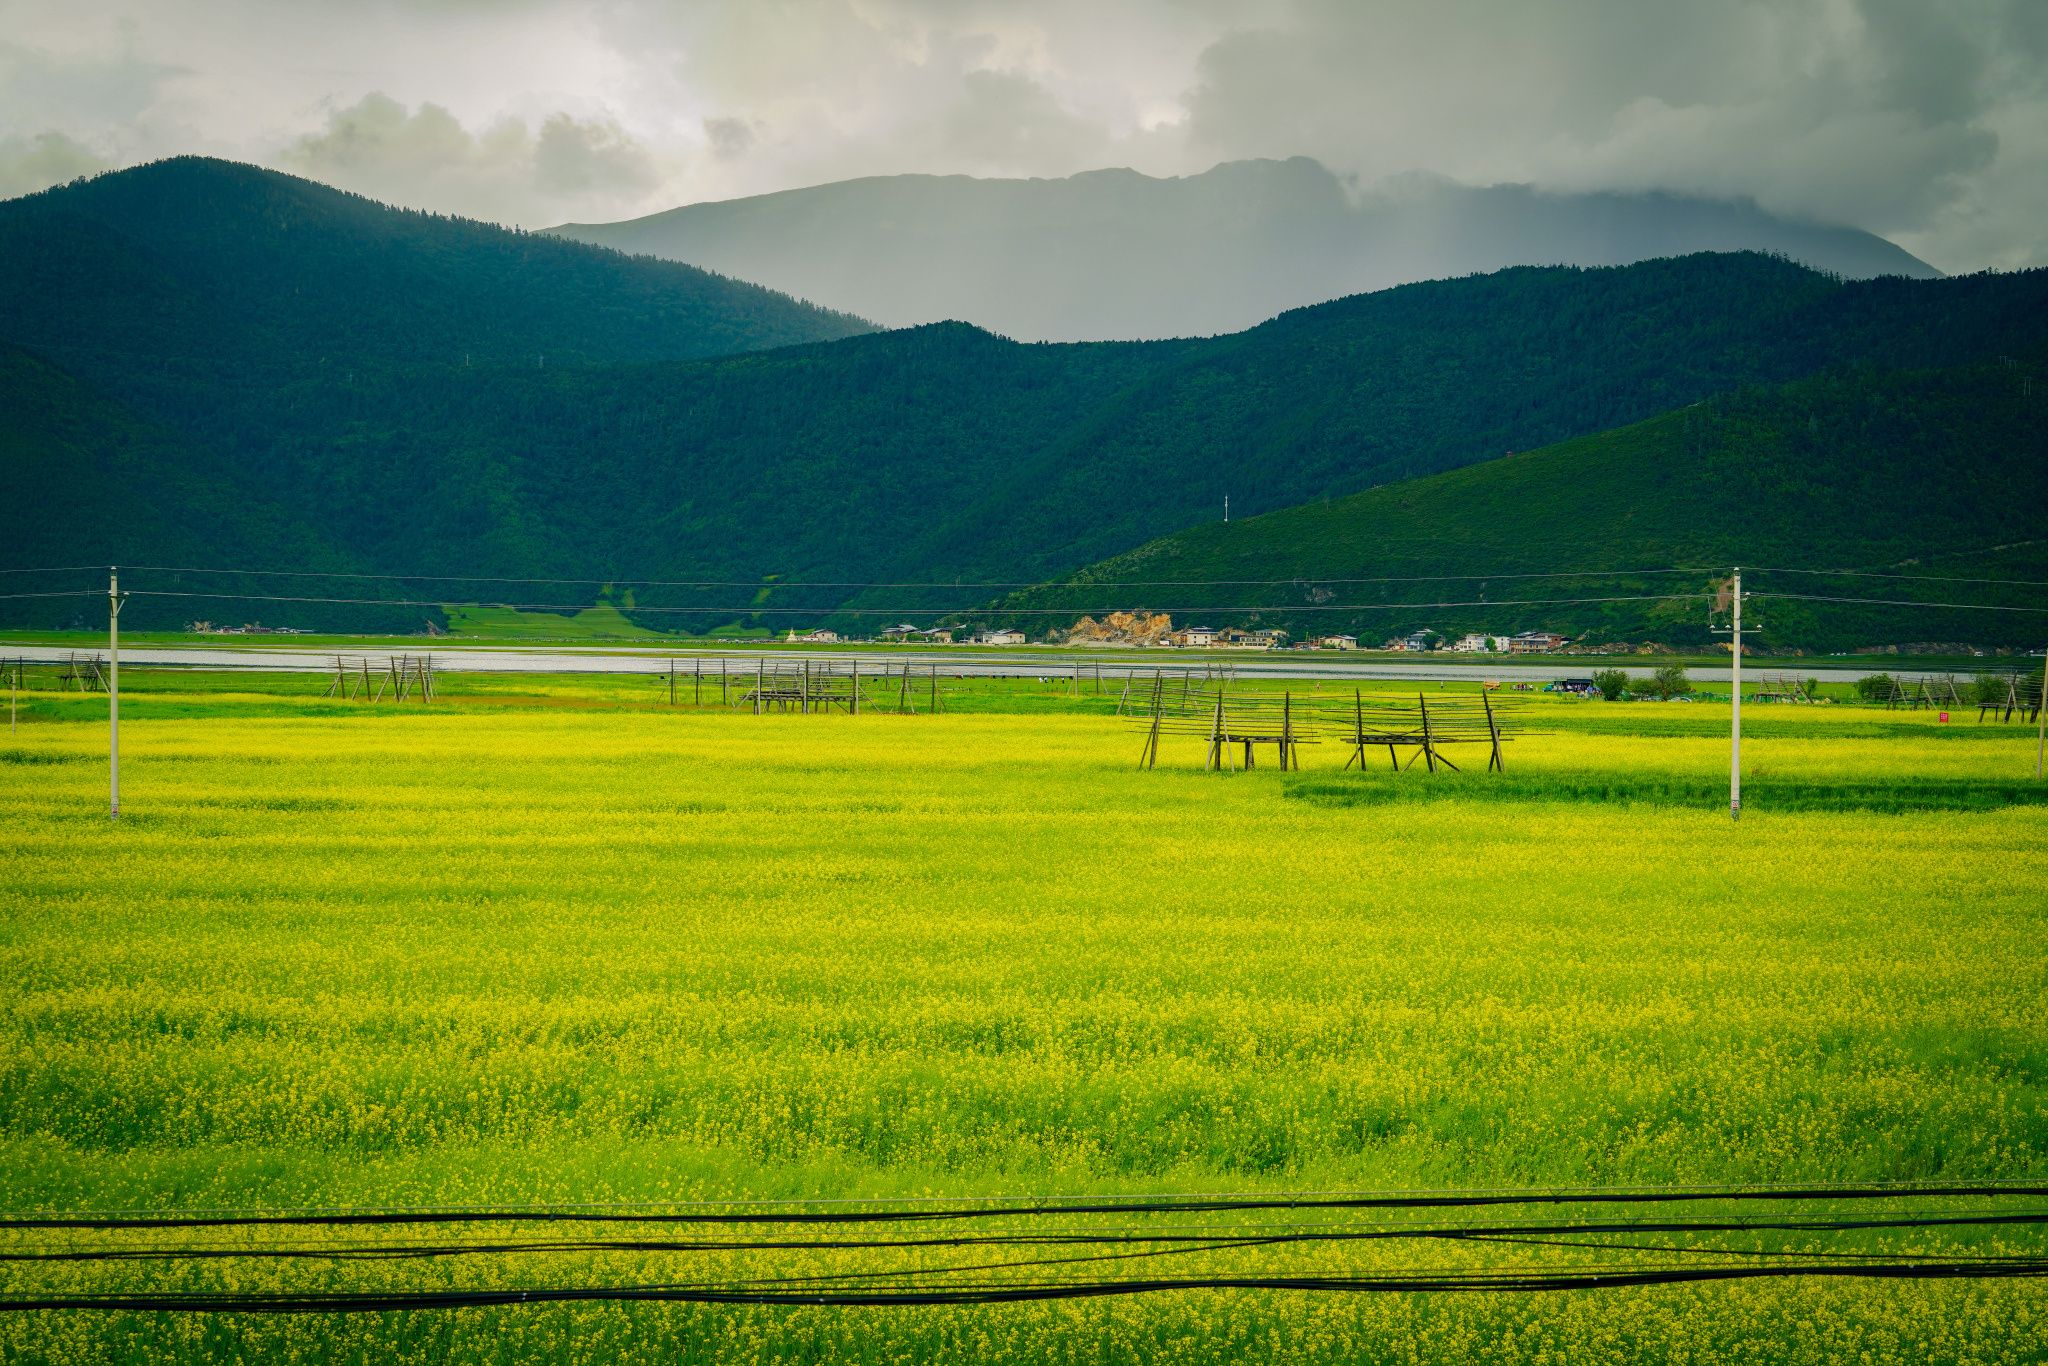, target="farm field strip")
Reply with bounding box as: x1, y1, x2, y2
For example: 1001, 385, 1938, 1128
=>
2, 690, 2045, 1361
